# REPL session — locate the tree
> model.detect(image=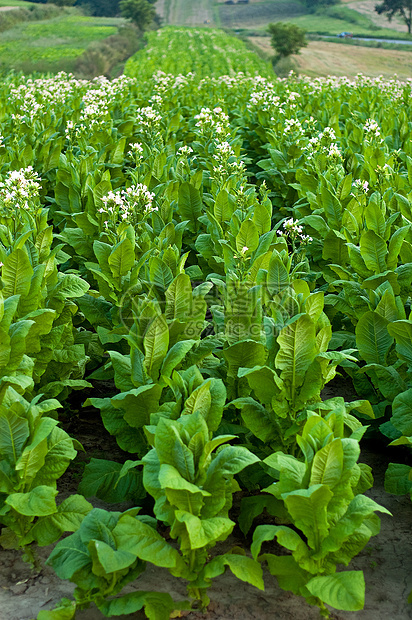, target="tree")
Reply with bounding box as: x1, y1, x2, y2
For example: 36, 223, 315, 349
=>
375, 0, 412, 33
119, 0, 157, 30
268, 22, 308, 60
